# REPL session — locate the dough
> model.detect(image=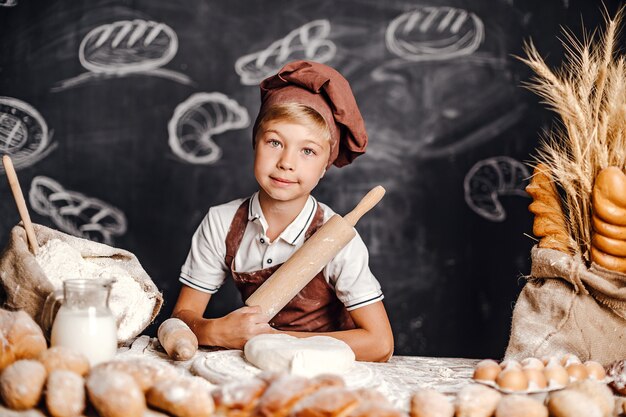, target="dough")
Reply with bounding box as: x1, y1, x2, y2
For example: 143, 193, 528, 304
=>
243, 334, 355, 377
